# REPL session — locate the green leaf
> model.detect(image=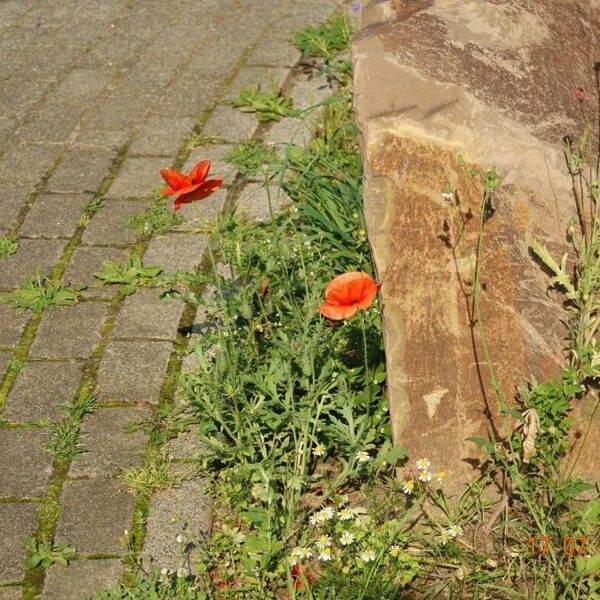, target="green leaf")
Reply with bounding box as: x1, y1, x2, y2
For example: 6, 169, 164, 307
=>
575, 554, 600, 576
